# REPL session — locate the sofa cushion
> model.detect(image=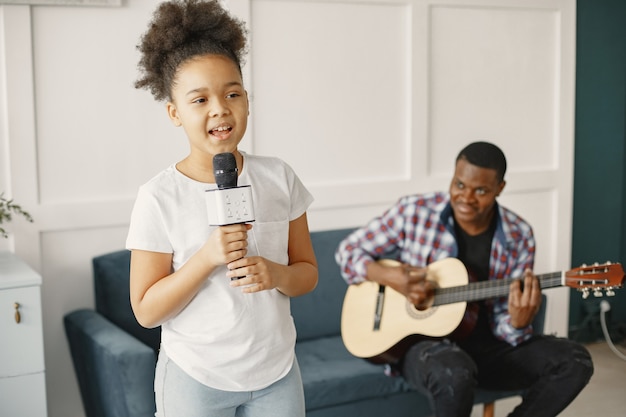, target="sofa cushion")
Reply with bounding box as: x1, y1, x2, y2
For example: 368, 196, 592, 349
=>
291, 228, 355, 341
93, 250, 161, 351
296, 335, 414, 410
